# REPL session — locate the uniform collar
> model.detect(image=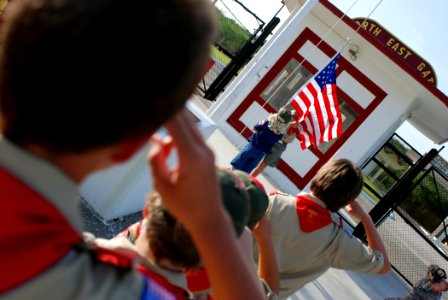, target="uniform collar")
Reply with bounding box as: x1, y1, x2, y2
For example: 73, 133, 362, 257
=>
143, 258, 190, 293
298, 192, 328, 210
295, 193, 332, 233
0, 137, 83, 233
